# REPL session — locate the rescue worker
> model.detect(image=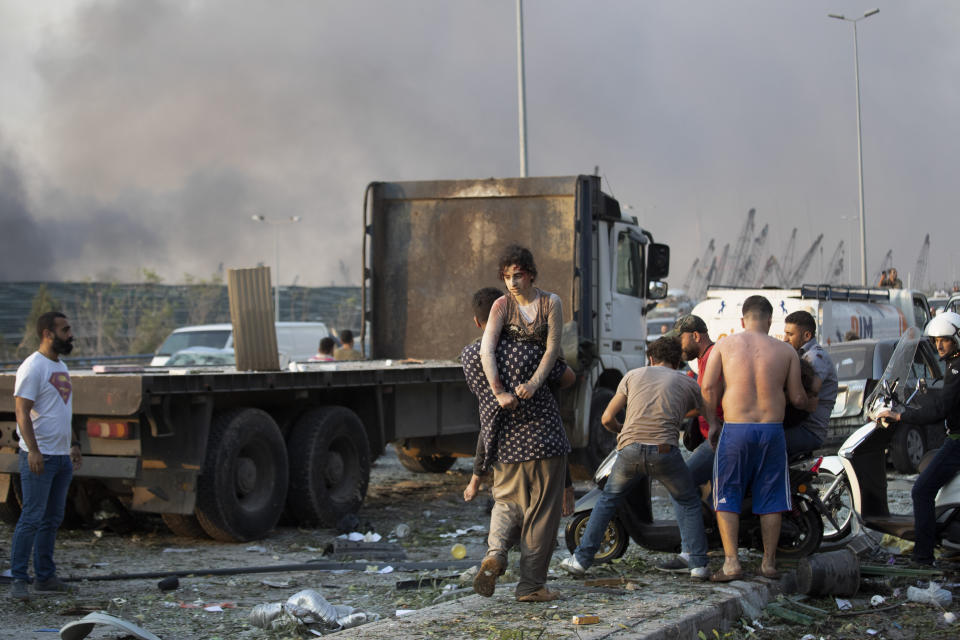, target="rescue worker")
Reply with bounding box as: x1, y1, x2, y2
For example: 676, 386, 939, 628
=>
876, 311, 960, 567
